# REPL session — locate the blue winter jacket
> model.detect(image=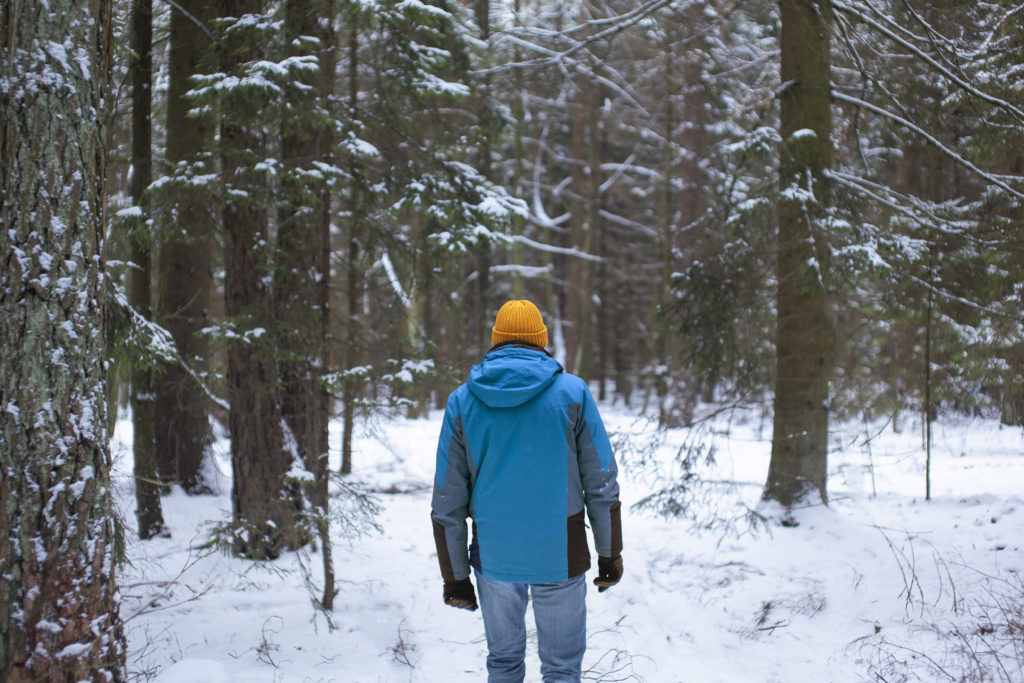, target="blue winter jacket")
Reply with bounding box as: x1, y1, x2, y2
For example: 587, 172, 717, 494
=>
431, 345, 621, 584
